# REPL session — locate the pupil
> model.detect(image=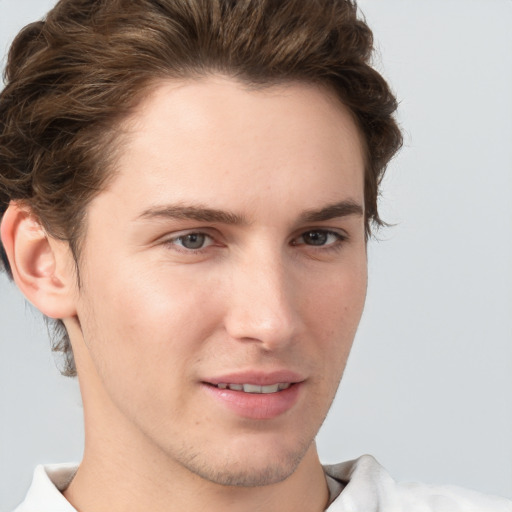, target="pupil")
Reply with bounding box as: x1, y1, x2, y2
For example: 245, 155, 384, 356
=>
182, 233, 205, 249
304, 231, 327, 245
